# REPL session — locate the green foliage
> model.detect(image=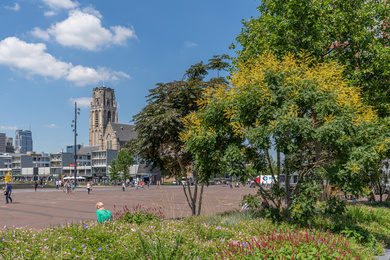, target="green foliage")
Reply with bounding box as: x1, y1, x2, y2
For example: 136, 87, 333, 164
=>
138, 230, 186, 260
240, 194, 261, 209
113, 204, 164, 224
324, 196, 347, 215
206, 54, 230, 78
234, 0, 390, 117
129, 57, 230, 216
108, 159, 119, 181
115, 149, 134, 181
1, 205, 389, 259
184, 50, 390, 221
290, 178, 322, 223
